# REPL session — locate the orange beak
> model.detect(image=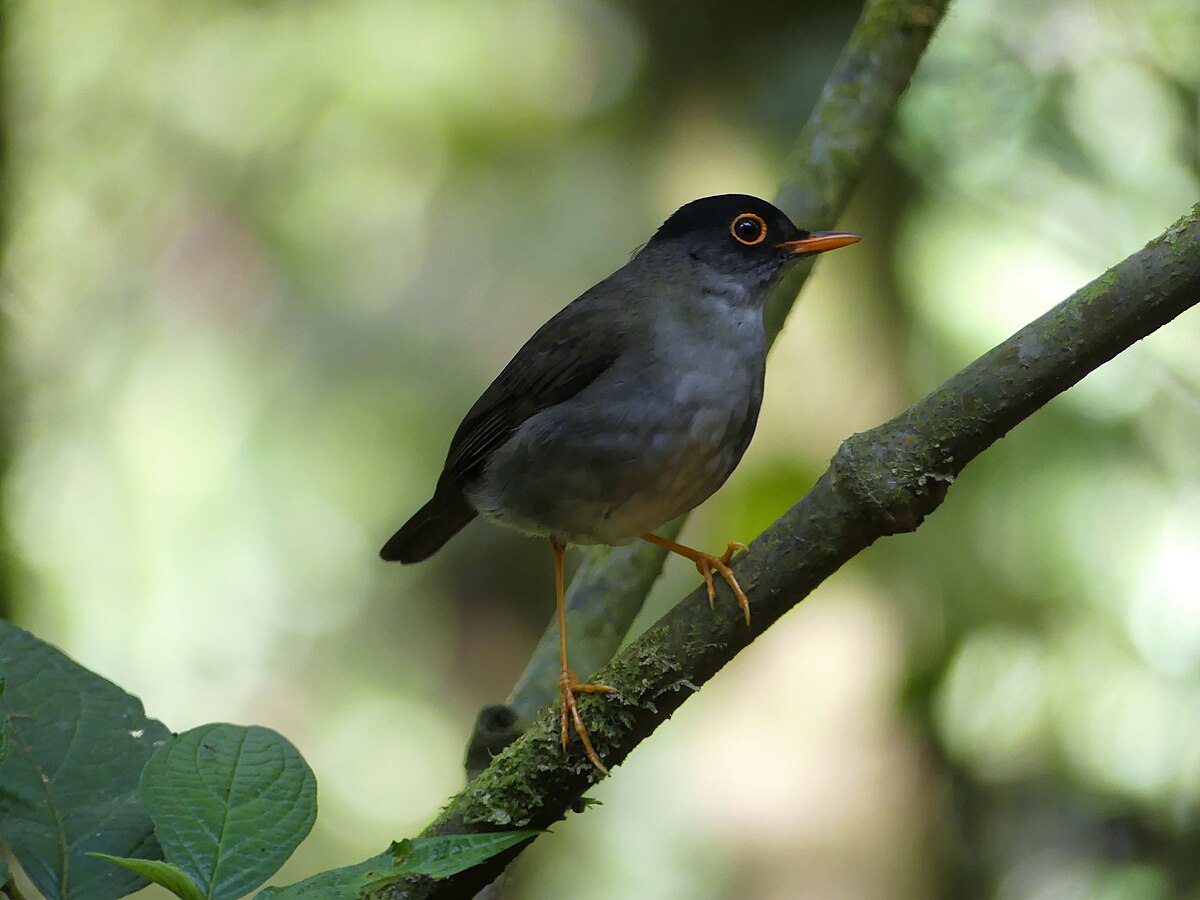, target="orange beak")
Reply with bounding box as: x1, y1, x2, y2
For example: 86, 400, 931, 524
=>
776, 231, 862, 256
